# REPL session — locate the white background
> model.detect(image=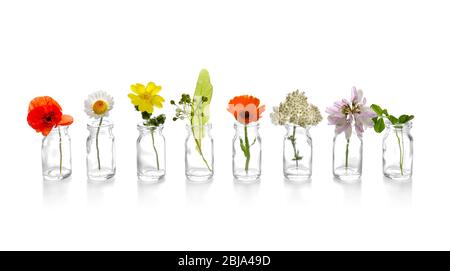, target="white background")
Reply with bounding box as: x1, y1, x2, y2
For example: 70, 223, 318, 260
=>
0, 0, 449, 250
